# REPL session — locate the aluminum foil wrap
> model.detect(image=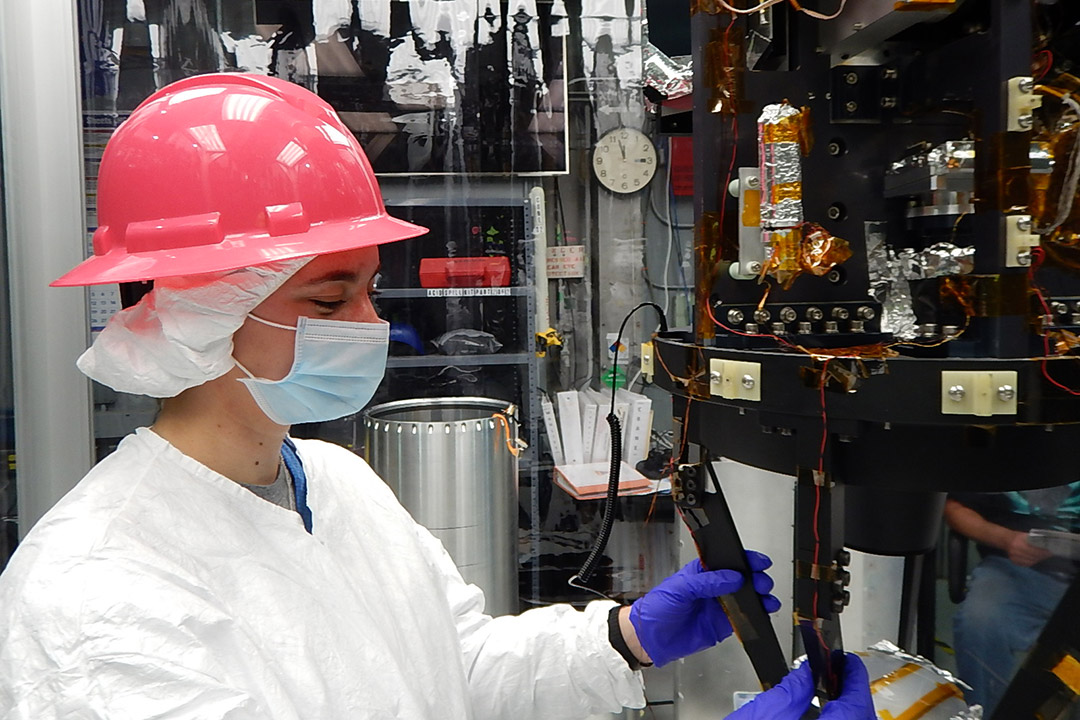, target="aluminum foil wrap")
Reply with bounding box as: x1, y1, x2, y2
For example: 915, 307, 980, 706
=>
899, 242, 976, 280
759, 103, 804, 228
763, 228, 801, 288
866, 224, 918, 339
927, 140, 975, 175
861, 640, 982, 720
643, 43, 692, 100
